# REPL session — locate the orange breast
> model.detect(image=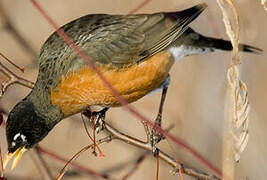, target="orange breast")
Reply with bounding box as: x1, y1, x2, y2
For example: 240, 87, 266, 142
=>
50, 51, 174, 117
